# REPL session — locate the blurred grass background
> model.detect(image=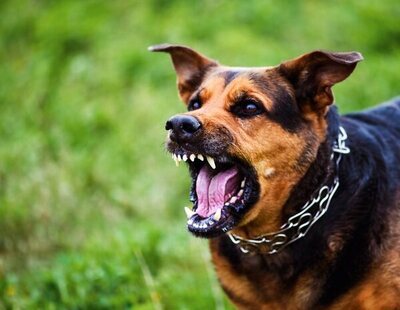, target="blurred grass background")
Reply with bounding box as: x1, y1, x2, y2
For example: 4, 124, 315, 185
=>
0, 0, 398, 308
